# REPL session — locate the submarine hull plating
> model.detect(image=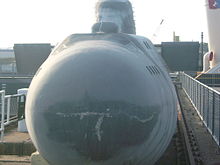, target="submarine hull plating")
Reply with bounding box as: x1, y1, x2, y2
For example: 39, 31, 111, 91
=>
26, 34, 177, 165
